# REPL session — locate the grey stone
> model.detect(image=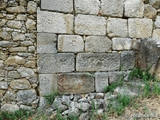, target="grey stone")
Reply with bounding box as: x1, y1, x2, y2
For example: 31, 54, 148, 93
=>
77, 102, 90, 112
37, 53, 75, 74
58, 35, 84, 52
101, 0, 123, 17
149, 0, 160, 9
9, 47, 27, 52
0, 19, 6, 27
78, 97, 89, 103
0, 31, 11, 40
58, 104, 68, 112
26, 19, 36, 30
39, 74, 57, 96
37, 10, 73, 34
18, 53, 33, 57
39, 97, 47, 108
10, 79, 31, 90
6, 6, 26, 13
108, 72, 123, 84
28, 46, 35, 52
4, 56, 25, 65
58, 73, 94, 94
95, 72, 108, 92
79, 113, 89, 120
0, 52, 7, 60
128, 18, 153, 38
17, 67, 35, 78
96, 93, 104, 99
7, 21, 22, 29
12, 32, 25, 41
8, 71, 20, 78
0, 69, 7, 77
62, 95, 71, 106
68, 102, 80, 117
155, 16, 160, 28
75, 14, 106, 35
76, 53, 120, 71
27, 1, 37, 14
0, 82, 8, 89
37, 33, 57, 53
3, 90, 16, 102
75, 0, 100, 15
17, 89, 37, 104
152, 29, 160, 40
16, 14, 26, 20
144, 4, 157, 19
85, 36, 111, 52
21, 41, 33, 46
92, 99, 104, 109
121, 51, 135, 70
20, 105, 32, 110
41, 0, 73, 13
112, 38, 132, 50
1, 104, 19, 112
0, 41, 18, 47
51, 97, 62, 110
24, 61, 36, 68
107, 18, 128, 37
124, 0, 144, 18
